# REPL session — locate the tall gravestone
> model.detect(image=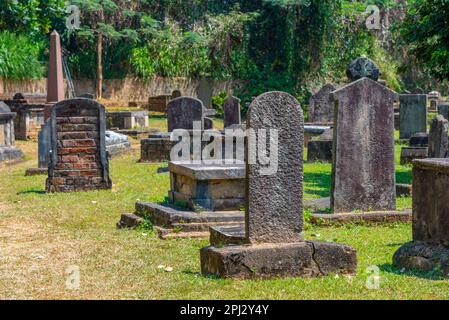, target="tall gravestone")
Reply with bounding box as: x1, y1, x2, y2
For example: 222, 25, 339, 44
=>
196, 77, 214, 109
331, 78, 397, 213
399, 94, 427, 140
394, 159, 449, 274
308, 84, 336, 123
46, 99, 112, 192
223, 96, 241, 128
428, 115, 448, 158
200, 91, 357, 279
167, 97, 204, 132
